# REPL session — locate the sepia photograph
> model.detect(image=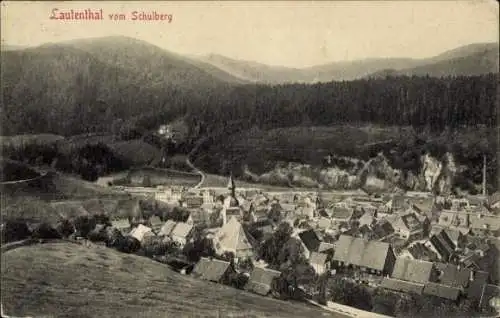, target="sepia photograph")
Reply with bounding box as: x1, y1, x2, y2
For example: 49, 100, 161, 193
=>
1, 1, 499, 317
